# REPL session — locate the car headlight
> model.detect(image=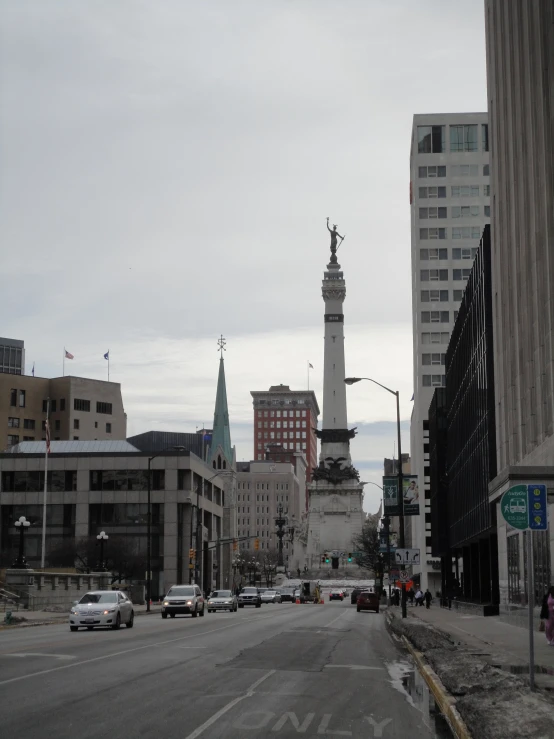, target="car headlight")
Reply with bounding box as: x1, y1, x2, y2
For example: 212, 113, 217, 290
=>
102, 609, 116, 615
208, 601, 214, 605
70, 609, 79, 614
186, 600, 193, 605
163, 601, 169, 606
